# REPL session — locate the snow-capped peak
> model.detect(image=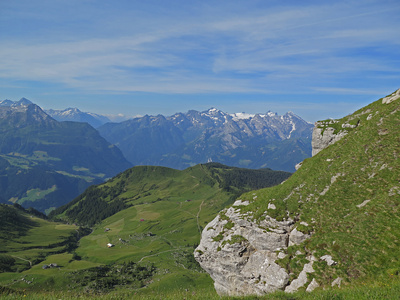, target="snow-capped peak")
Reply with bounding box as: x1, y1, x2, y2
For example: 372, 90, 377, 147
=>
61, 108, 81, 116
0, 99, 14, 107
208, 108, 220, 113
17, 98, 33, 106
203, 107, 225, 116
